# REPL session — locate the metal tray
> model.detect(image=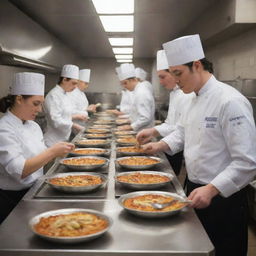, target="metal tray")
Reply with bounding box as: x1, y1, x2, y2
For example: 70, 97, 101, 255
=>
60, 156, 109, 171
83, 133, 112, 139
29, 208, 112, 243
114, 130, 136, 136
115, 171, 173, 190
45, 172, 107, 193
85, 128, 111, 134
116, 146, 145, 156
69, 148, 110, 157
118, 191, 188, 218
116, 156, 162, 170
116, 137, 137, 146
75, 139, 111, 148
